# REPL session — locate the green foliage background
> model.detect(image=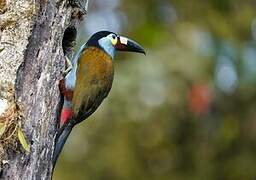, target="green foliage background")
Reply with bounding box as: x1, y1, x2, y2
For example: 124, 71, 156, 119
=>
54, 0, 256, 179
